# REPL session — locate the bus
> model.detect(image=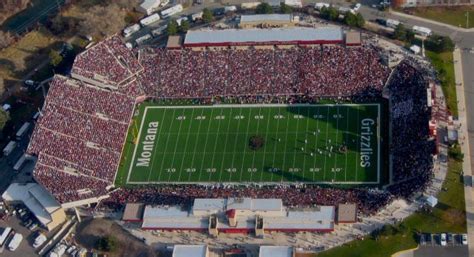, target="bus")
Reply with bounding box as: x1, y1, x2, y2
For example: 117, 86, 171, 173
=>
412, 25, 432, 37
16, 122, 31, 140
0, 227, 13, 247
